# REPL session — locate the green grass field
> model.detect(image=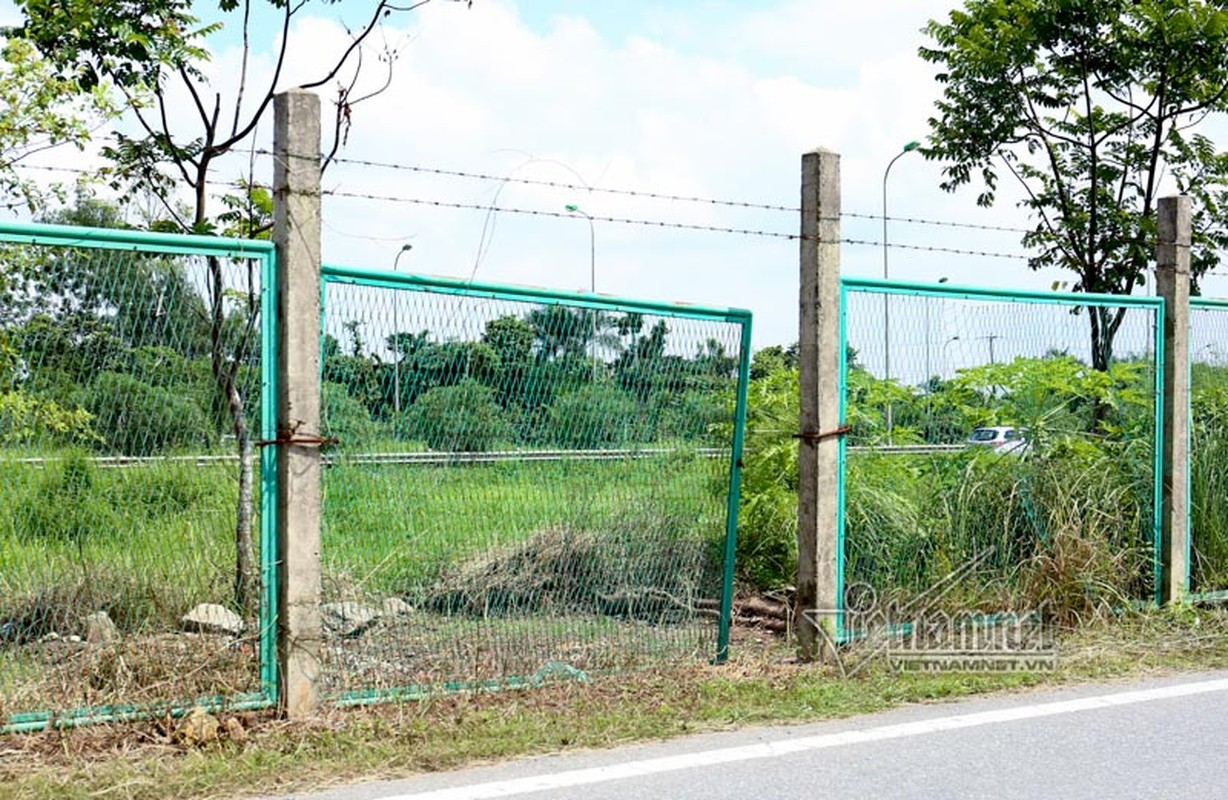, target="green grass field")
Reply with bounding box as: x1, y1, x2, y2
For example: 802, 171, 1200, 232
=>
0, 449, 733, 723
